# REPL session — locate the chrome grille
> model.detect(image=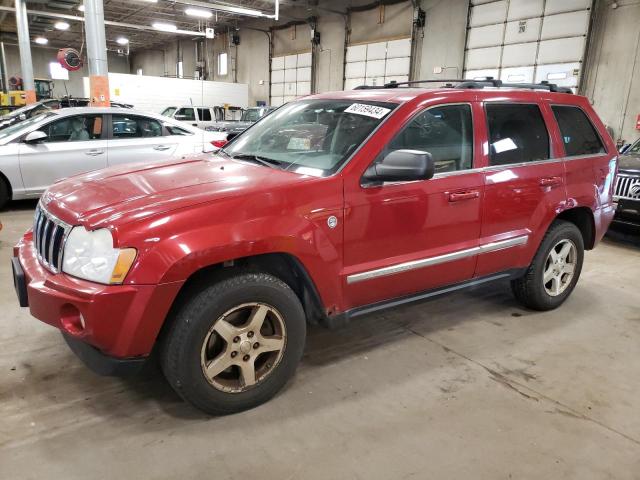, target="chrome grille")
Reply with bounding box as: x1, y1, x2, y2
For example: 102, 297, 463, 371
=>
614, 174, 640, 201
33, 205, 72, 273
